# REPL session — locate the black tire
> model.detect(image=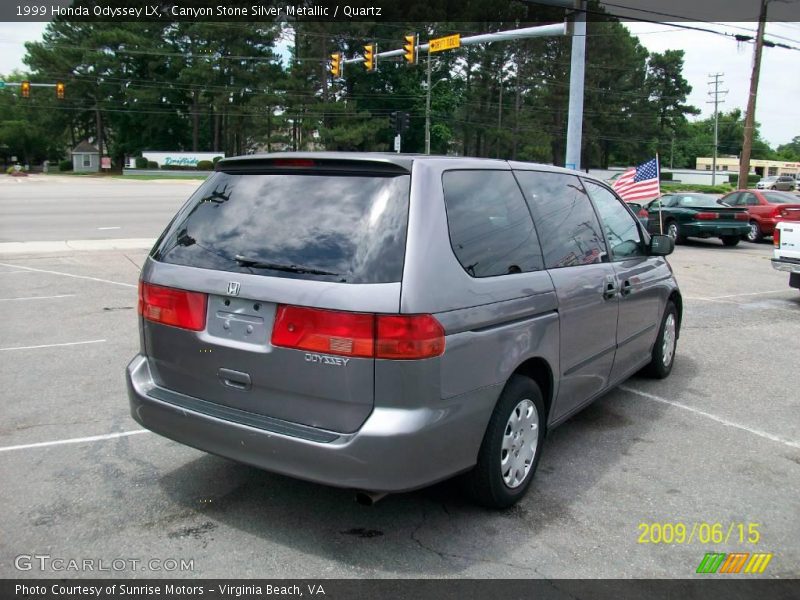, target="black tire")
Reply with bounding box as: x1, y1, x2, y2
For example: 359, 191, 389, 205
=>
721, 236, 740, 247
665, 220, 685, 244
642, 301, 678, 379
464, 375, 546, 509
746, 221, 763, 243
